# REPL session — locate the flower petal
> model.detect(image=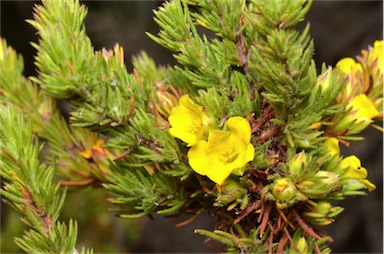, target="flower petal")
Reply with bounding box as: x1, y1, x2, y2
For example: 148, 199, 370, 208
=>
340, 155, 367, 179
168, 94, 212, 146
324, 137, 340, 156
348, 94, 379, 120
360, 179, 376, 192
336, 57, 362, 74
188, 140, 232, 185
179, 94, 203, 112
226, 116, 252, 148
206, 129, 231, 152
169, 127, 197, 146
230, 144, 255, 176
